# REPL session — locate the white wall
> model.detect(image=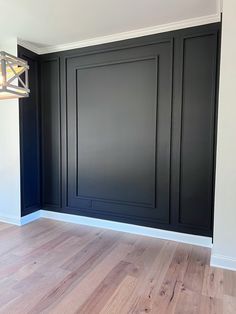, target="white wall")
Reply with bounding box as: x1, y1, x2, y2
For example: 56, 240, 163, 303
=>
211, 0, 236, 270
0, 38, 21, 224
